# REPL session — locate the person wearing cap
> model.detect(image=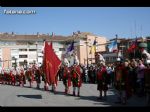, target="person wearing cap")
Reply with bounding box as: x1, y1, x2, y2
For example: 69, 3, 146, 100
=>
97, 62, 110, 100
